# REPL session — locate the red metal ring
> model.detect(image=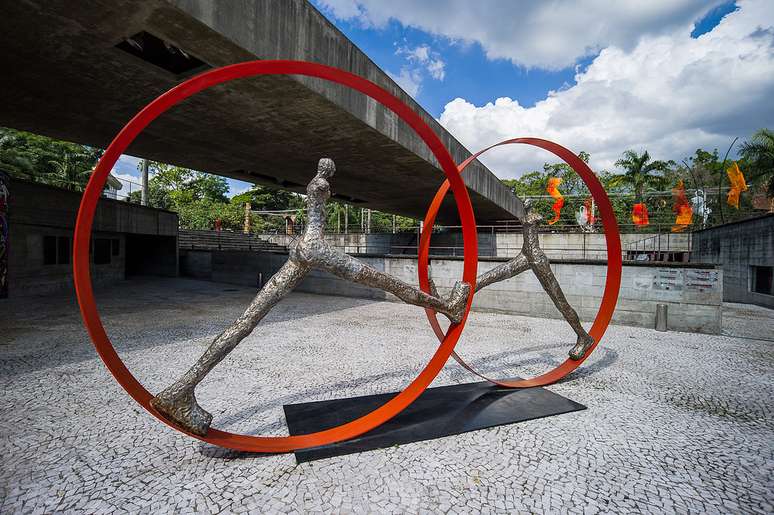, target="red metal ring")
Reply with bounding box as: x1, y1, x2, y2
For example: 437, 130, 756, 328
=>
73, 60, 479, 453
418, 138, 622, 387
